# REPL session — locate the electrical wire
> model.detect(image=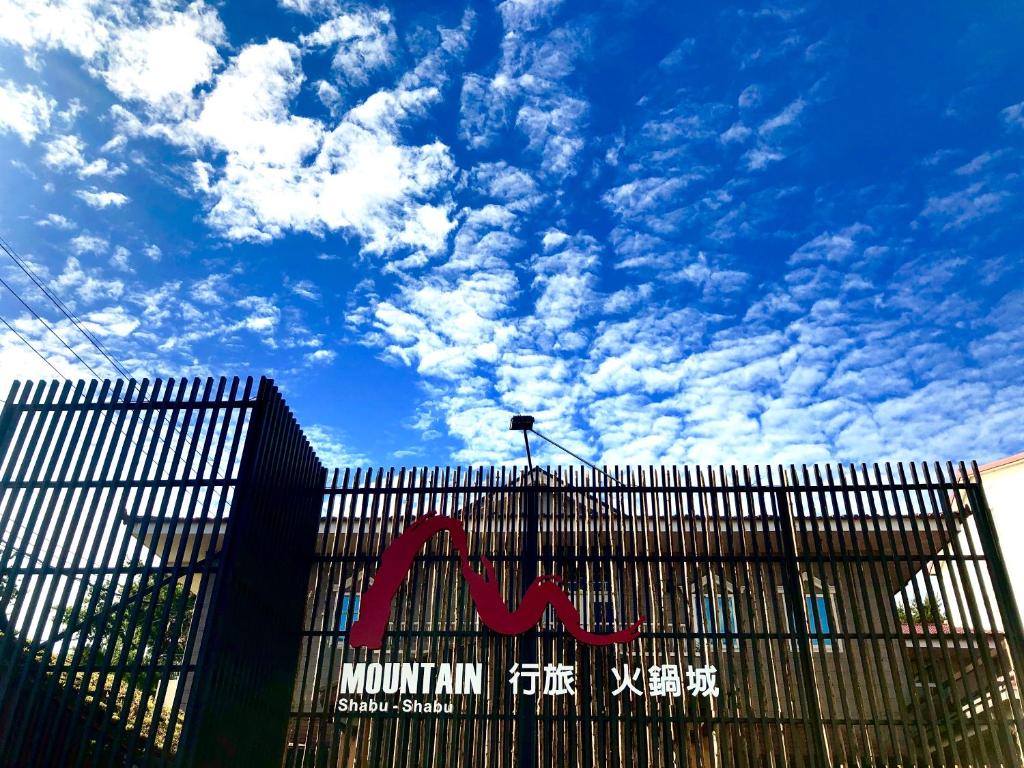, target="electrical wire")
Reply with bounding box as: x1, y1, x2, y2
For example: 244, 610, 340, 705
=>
0, 234, 227, 484
0, 235, 130, 378
0, 312, 68, 380
0, 275, 104, 379
529, 428, 626, 486
0, 232, 235, 473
